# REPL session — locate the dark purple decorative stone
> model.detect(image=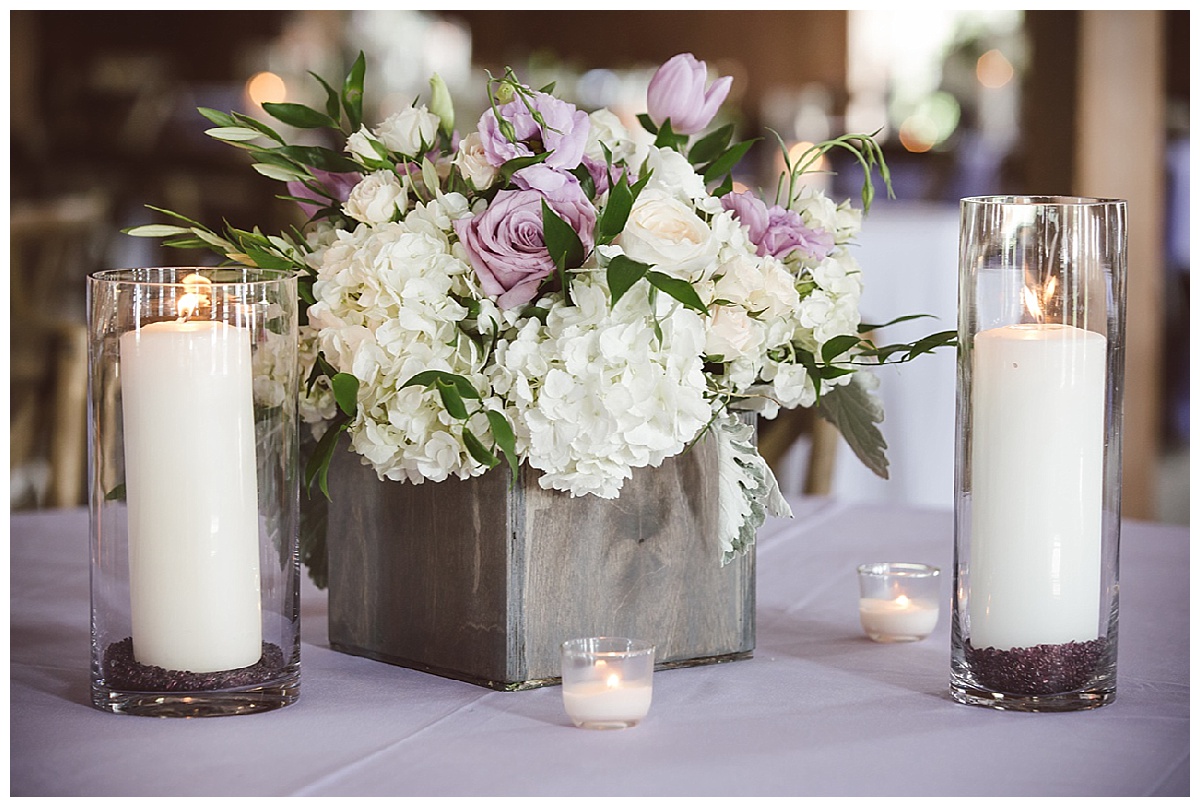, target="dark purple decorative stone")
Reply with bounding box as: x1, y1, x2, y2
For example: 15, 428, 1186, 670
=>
965, 637, 1108, 695
103, 638, 285, 692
